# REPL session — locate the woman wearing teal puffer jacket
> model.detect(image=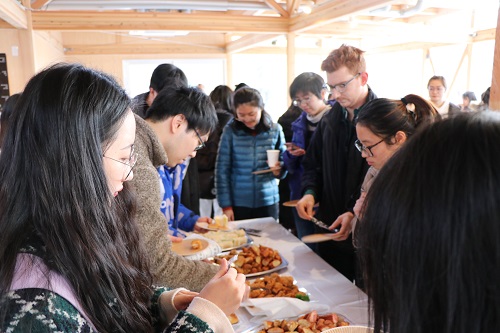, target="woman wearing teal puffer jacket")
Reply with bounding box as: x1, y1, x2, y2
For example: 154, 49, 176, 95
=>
215, 87, 286, 221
